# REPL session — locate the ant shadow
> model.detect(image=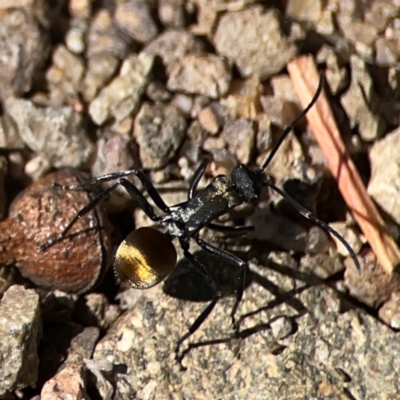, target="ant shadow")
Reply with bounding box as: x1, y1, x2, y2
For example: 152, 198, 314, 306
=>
162, 245, 327, 362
